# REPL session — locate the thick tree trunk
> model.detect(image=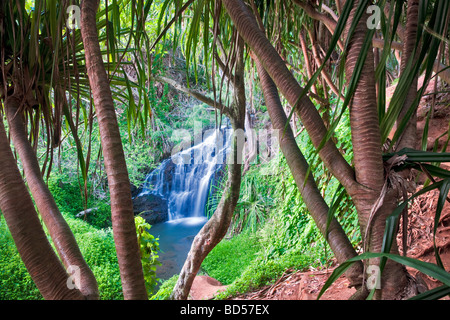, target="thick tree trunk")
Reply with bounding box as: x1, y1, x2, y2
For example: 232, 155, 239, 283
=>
225, 0, 420, 299
342, 1, 409, 299
224, 0, 368, 291
80, 0, 147, 299
5, 95, 99, 299
0, 96, 84, 300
